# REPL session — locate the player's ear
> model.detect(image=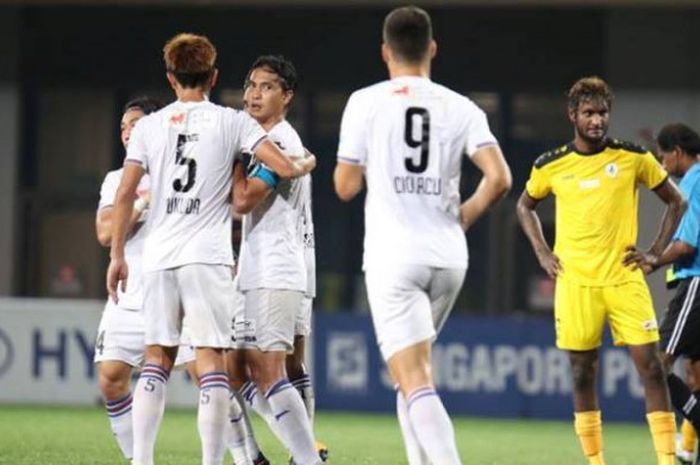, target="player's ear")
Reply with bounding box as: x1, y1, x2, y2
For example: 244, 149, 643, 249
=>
567, 106, 576, 124
166, 72, 178, 91
282, 89, 294, 107
209, 68, 219, 89
429, 39, 437, 59
381, 43, 391, 64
